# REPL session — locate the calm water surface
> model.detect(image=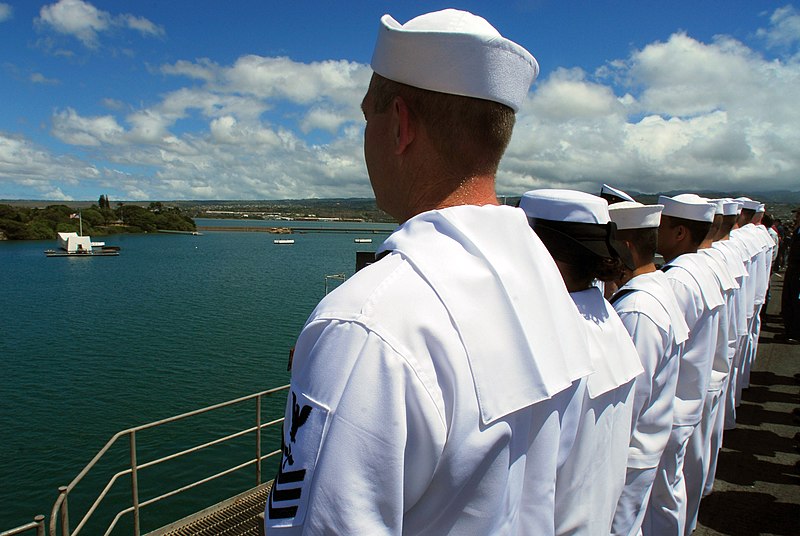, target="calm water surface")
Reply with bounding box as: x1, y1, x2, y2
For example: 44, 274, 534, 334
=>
0, 219, 394, 532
